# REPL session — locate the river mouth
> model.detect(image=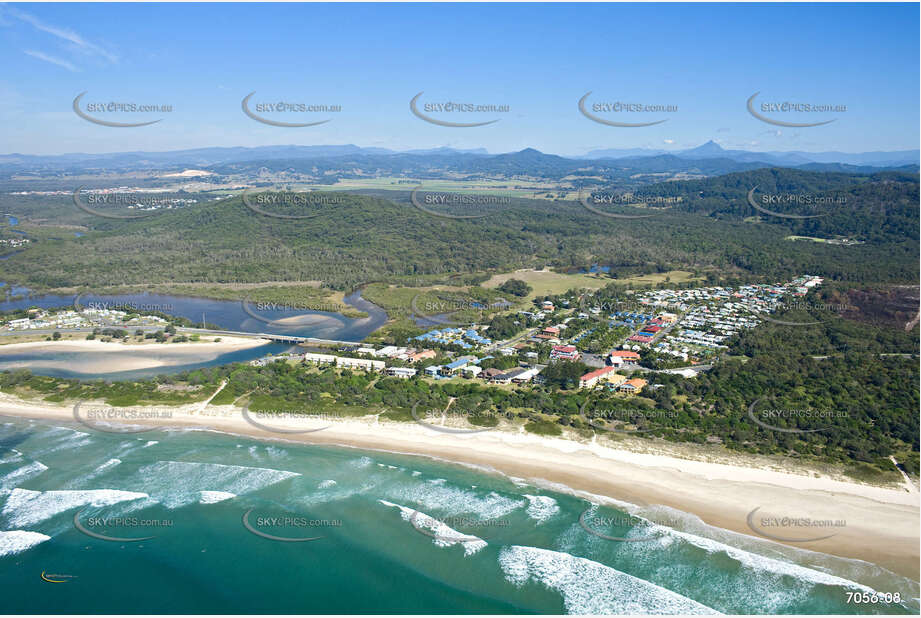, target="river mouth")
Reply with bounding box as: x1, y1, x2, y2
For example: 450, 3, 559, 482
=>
0, 288, 388, 340
0, 288, 390, 379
